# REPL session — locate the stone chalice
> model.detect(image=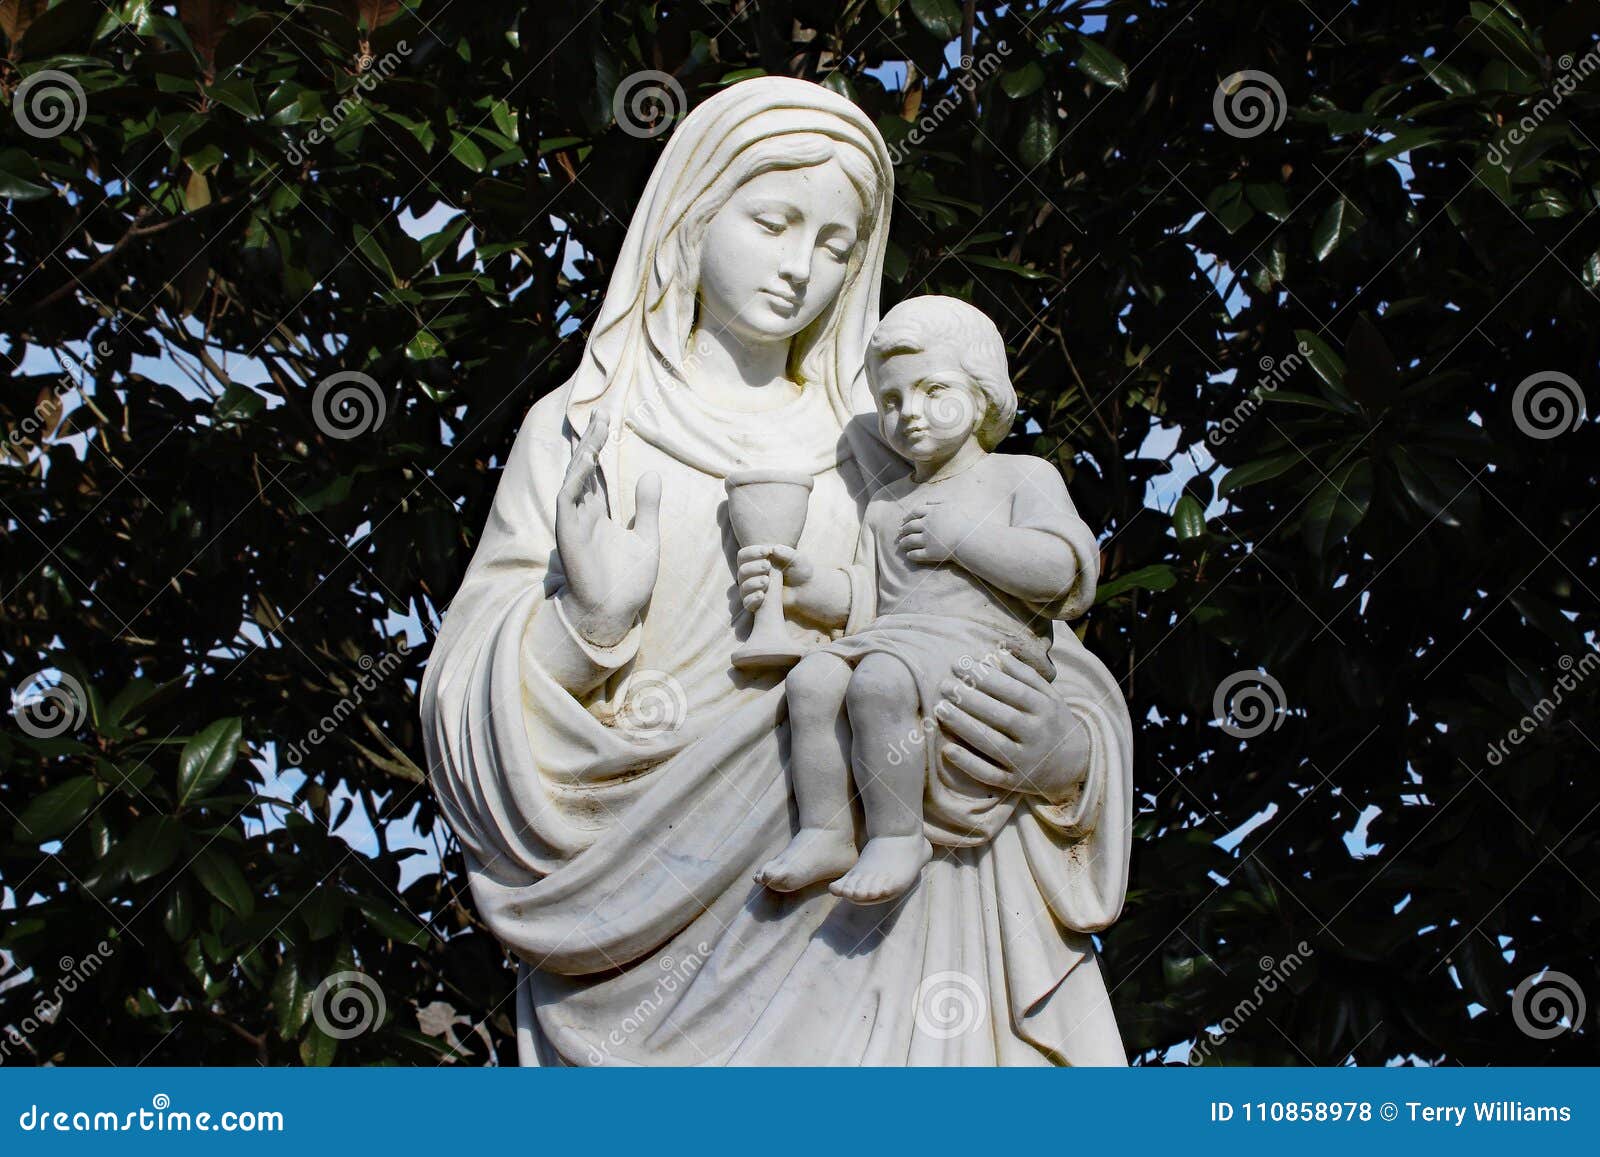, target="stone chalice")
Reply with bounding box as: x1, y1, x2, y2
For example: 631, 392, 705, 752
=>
725, 469, 814, 670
